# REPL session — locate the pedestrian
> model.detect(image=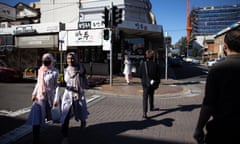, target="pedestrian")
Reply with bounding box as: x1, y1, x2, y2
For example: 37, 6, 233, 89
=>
139, 50, 161, 119
123, 55, 132, 85
61, 52, 89, 144
26, 53, 59, 144
193, 29, 240, 144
